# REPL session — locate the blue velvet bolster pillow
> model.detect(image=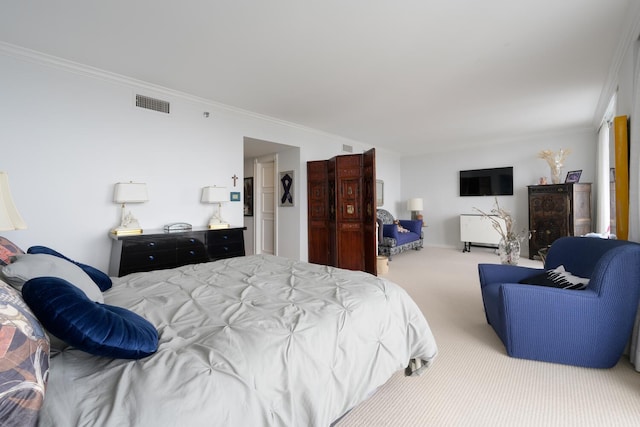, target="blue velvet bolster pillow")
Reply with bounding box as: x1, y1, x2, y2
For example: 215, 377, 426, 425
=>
22, 277, 158, 359
28, 245, 112, 291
